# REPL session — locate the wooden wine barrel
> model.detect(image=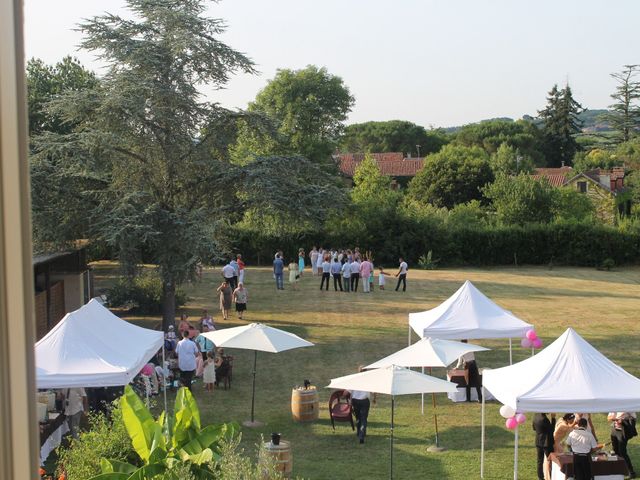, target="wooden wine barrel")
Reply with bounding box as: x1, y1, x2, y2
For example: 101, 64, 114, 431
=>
262, 440, 292, 478
291, 387, 319, 422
